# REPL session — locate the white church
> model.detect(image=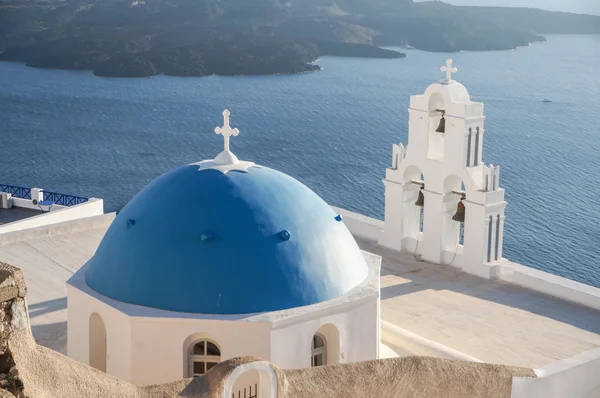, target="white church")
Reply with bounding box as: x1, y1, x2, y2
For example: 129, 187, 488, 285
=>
65, 59, 505, 384
66, 110, 381, 385
1, 59, 598, 398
